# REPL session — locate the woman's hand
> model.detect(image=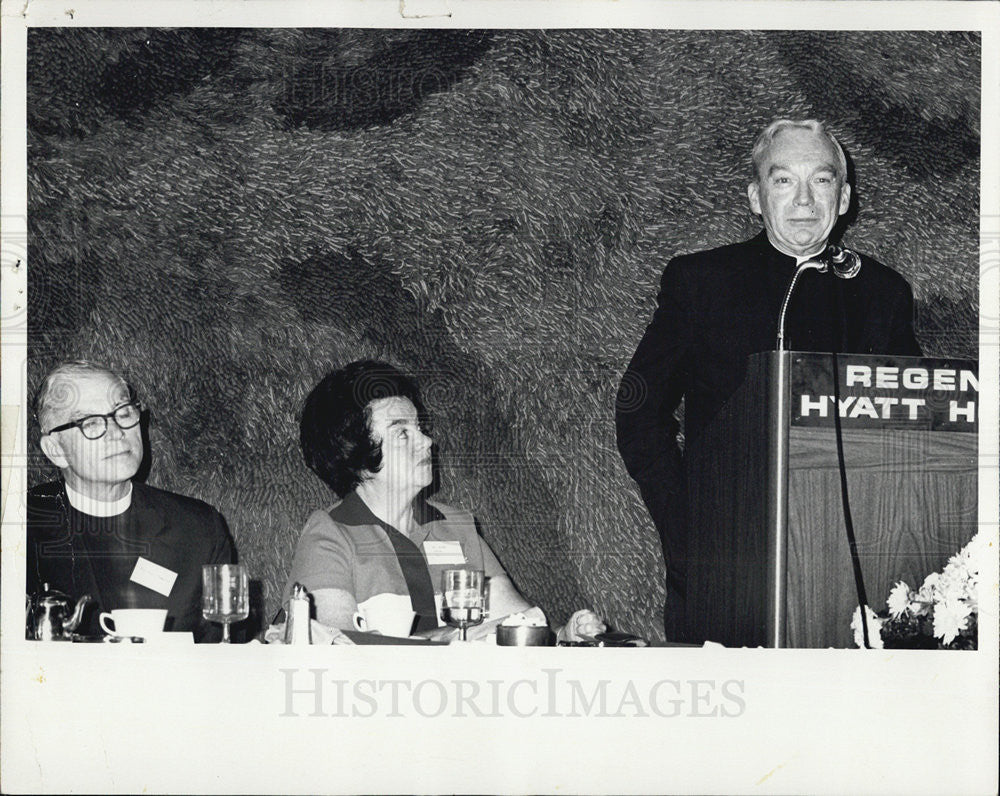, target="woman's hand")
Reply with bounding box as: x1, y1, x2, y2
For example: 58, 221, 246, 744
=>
557, 609, 607, 643
413, 625, 461, 643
